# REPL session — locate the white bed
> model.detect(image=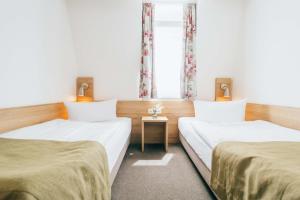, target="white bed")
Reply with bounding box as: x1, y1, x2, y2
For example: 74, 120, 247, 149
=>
0, 117, 131, 185
179, 117, 300, 183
